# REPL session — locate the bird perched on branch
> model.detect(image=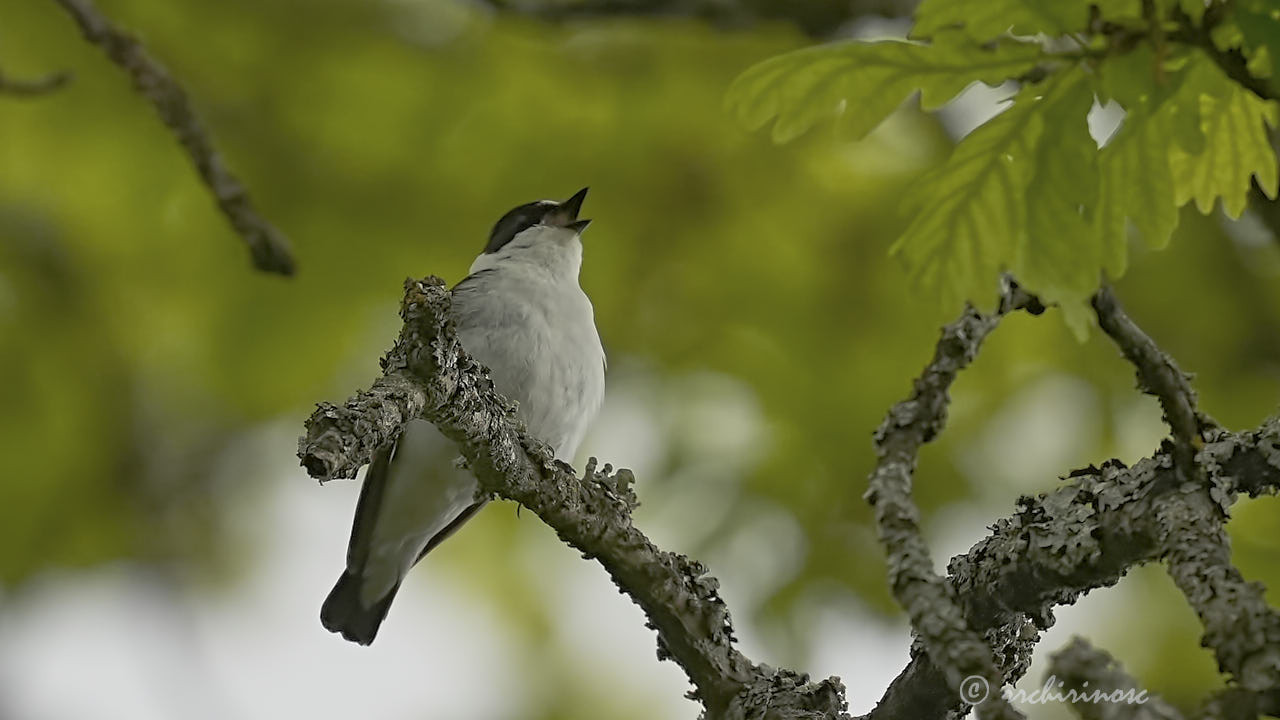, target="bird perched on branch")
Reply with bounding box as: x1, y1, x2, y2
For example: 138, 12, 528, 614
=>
321, 187, 606, 645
